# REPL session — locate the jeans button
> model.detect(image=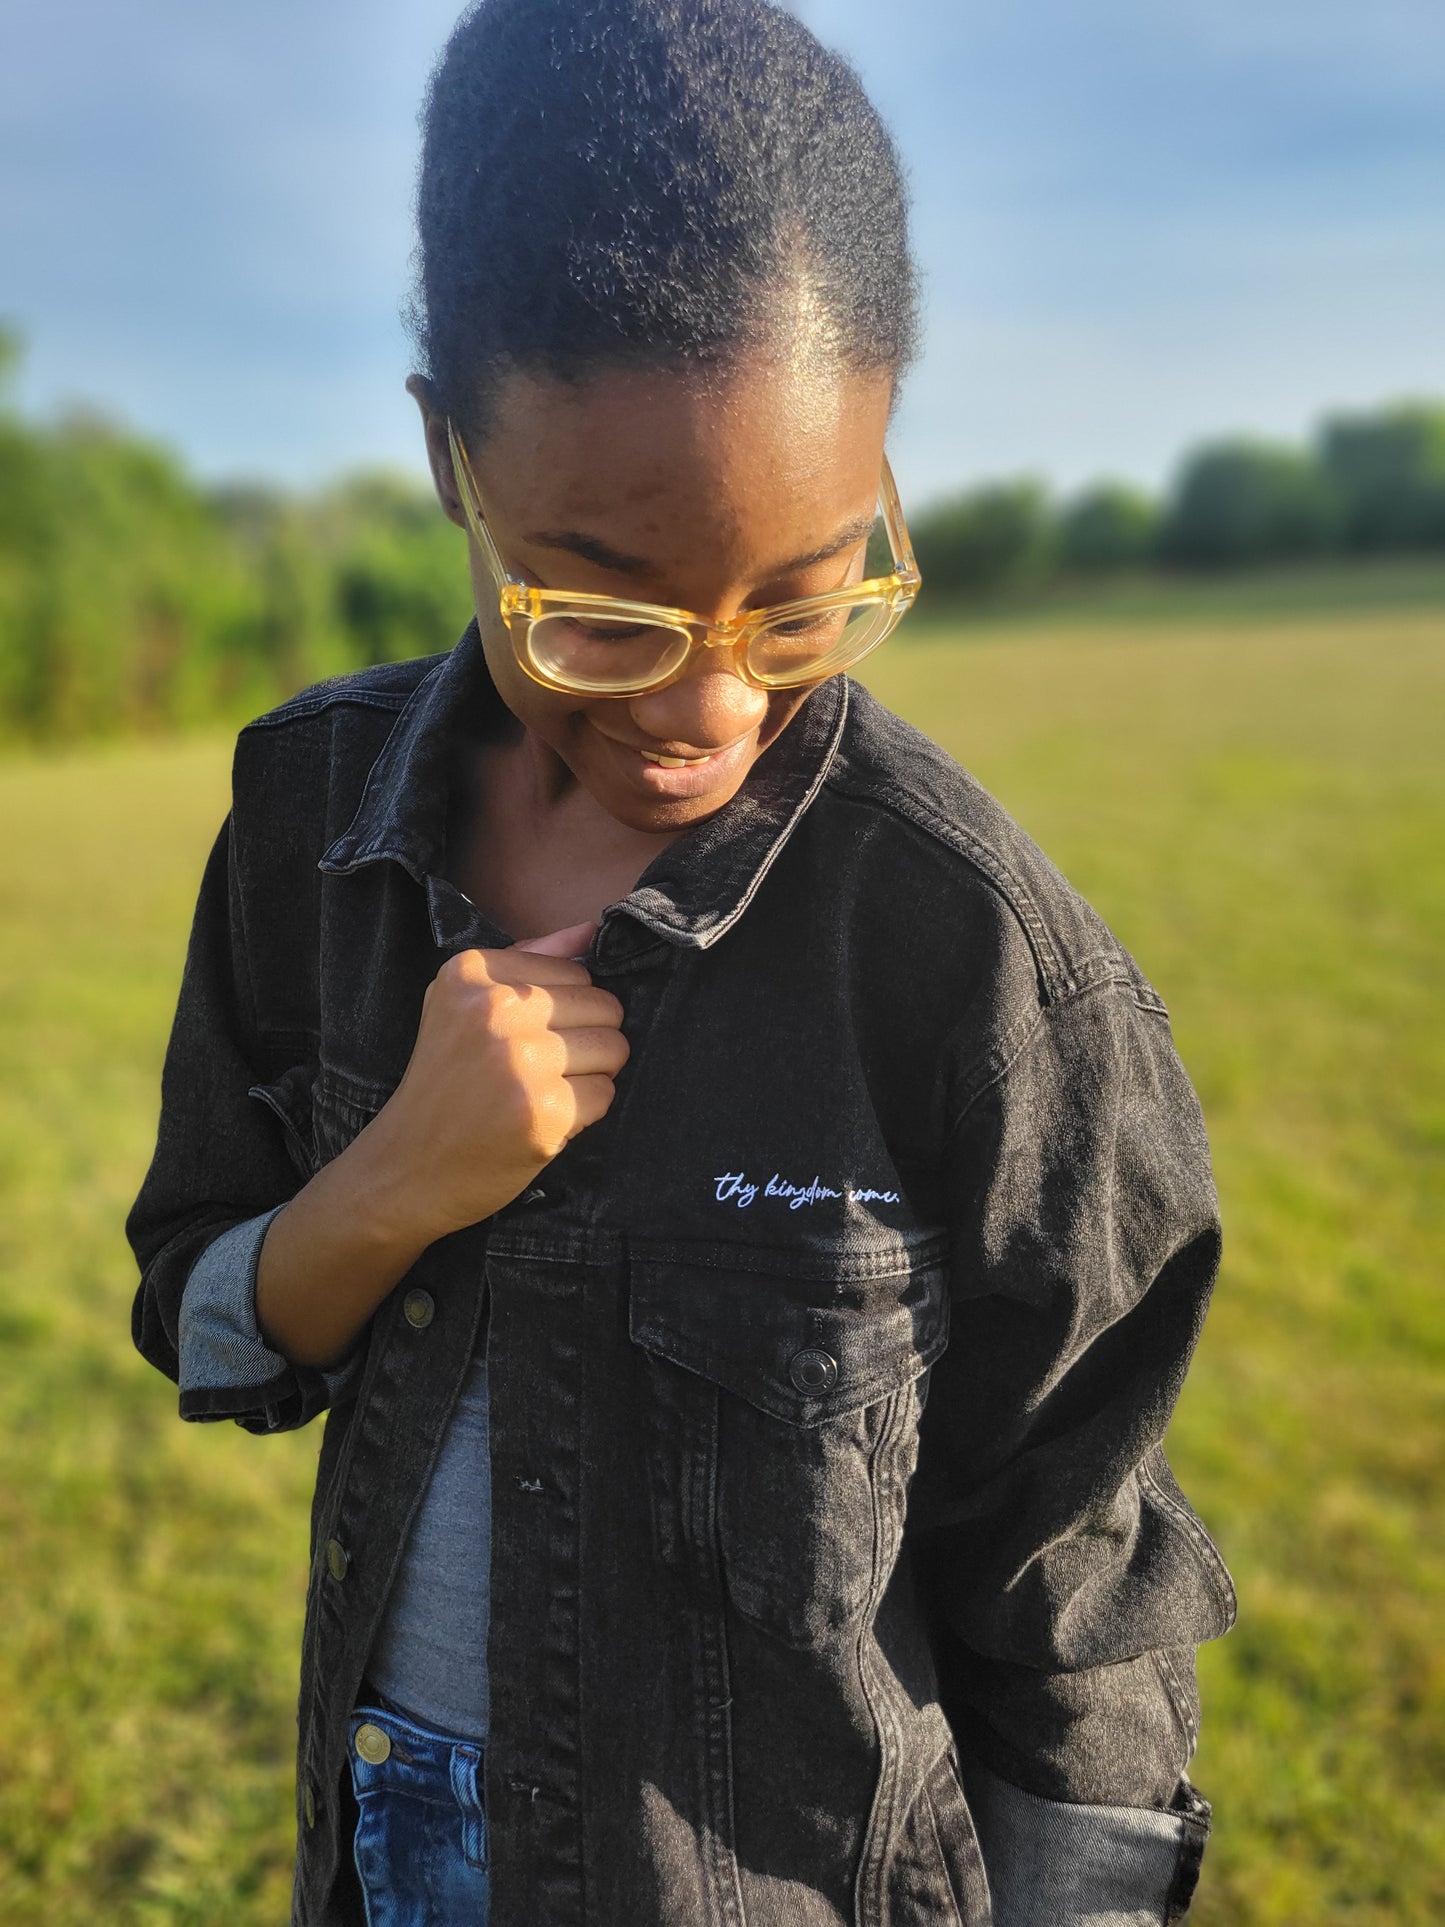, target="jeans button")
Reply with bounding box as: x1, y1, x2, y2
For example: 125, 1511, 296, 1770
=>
326, 1537, 350, 1581
788, 1347, 838, 1394
403, 1288, 434, 1329
354, 1723, 392, 1765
